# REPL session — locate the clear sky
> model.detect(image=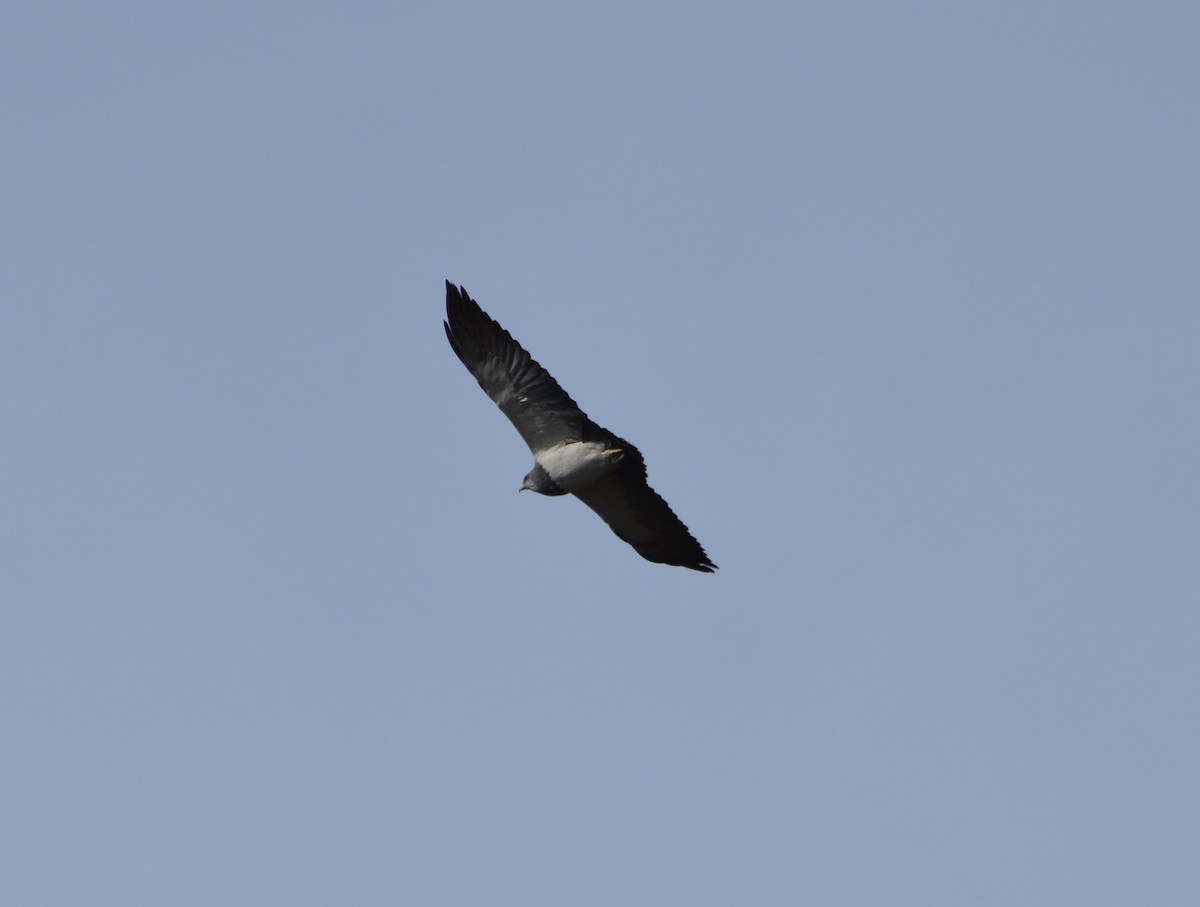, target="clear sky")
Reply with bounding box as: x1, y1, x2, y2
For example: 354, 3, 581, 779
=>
4, 3, 1198, 904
